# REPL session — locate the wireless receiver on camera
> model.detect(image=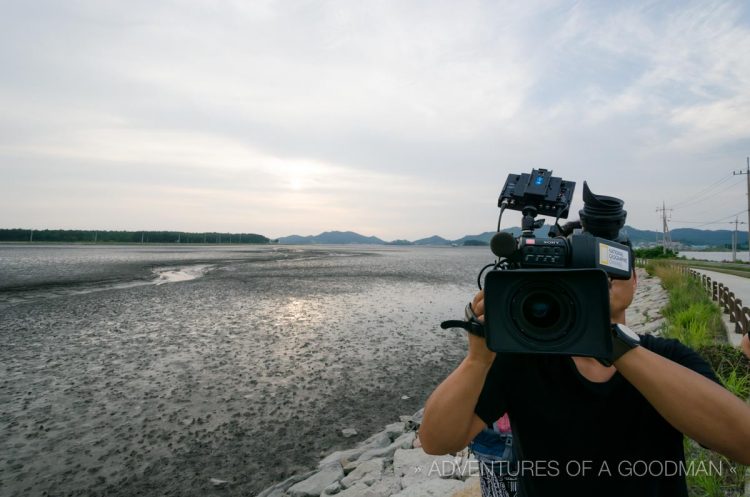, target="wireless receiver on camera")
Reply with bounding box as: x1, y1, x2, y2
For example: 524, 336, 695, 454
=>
441, 168, 635, 363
